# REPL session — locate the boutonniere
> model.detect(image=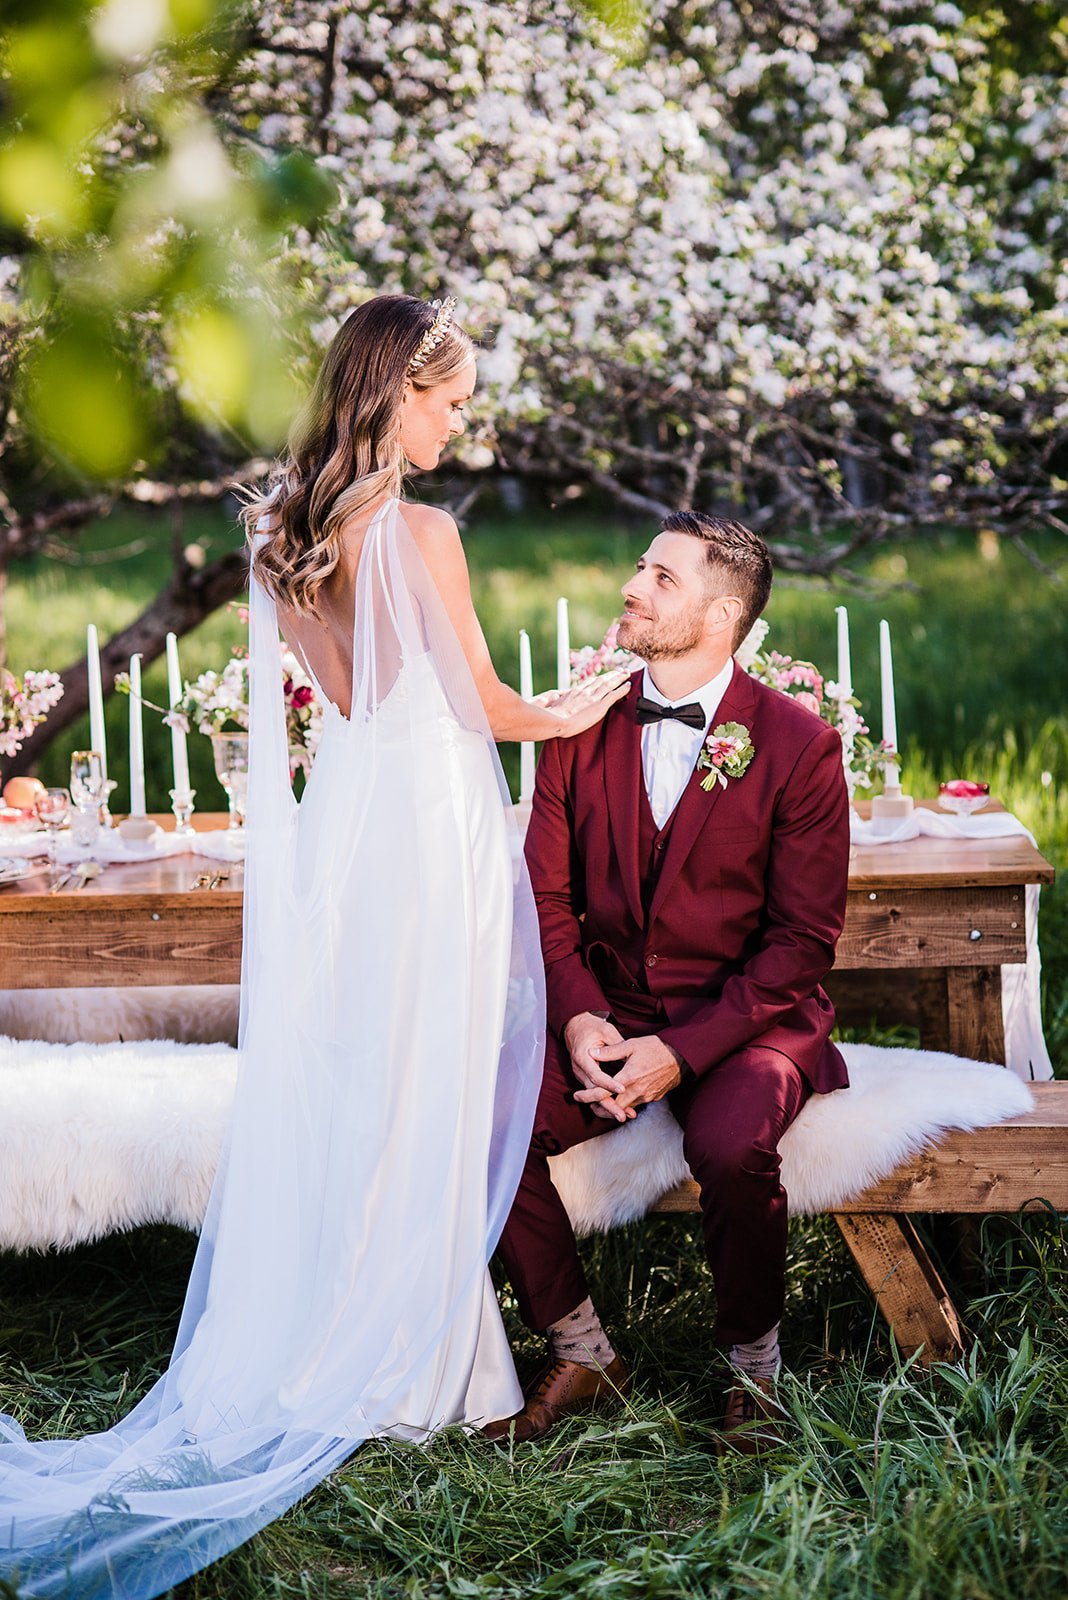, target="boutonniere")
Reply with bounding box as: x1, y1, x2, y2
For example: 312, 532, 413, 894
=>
697, 722, 755, 791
